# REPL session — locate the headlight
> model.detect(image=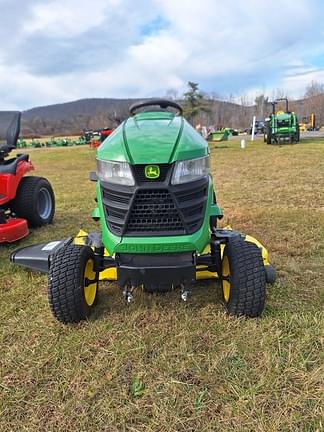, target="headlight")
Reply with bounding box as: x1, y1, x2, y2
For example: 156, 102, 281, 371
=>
171, 156, 210, 185
96, 159, 135, 186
